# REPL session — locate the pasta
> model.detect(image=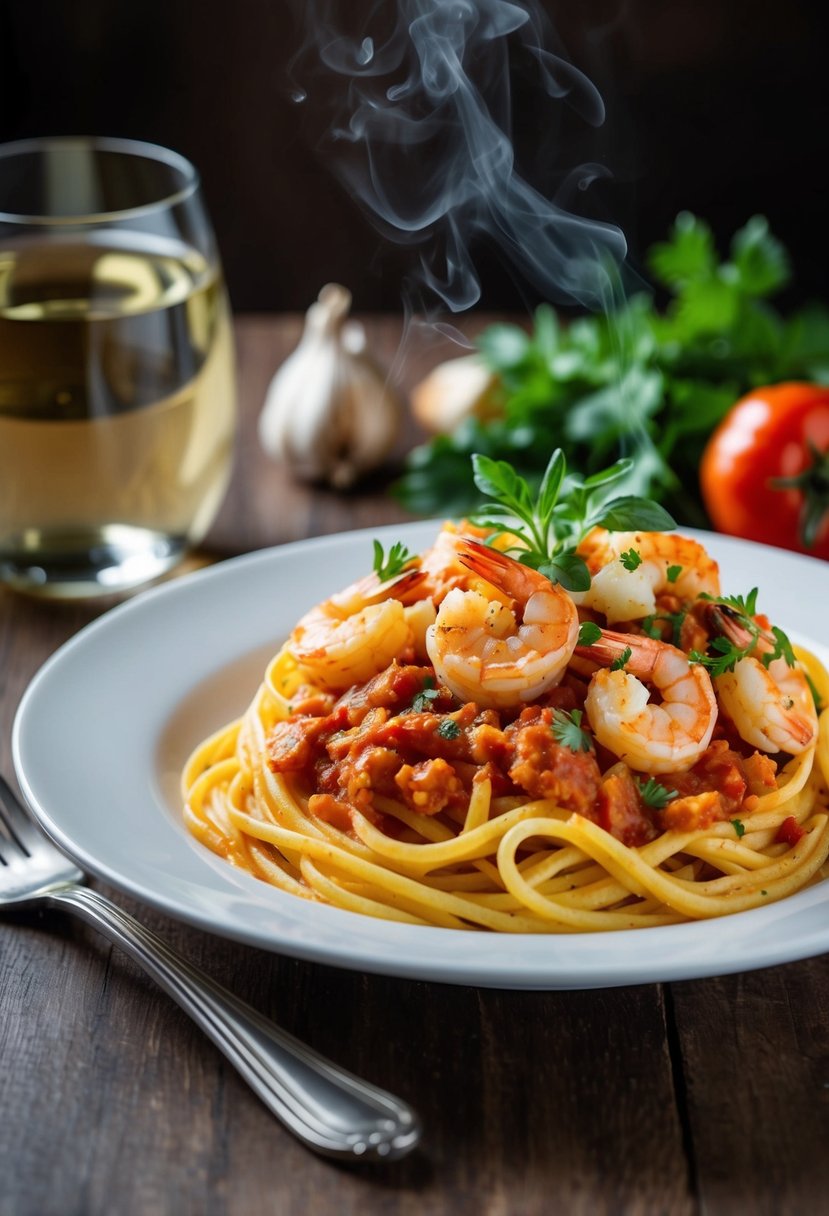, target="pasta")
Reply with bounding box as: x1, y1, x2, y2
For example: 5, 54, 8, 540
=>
182, 523, 829, 932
